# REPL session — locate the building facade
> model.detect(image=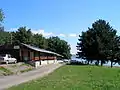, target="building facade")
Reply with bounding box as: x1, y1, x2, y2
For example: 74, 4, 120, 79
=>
0, 43, 63, 67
